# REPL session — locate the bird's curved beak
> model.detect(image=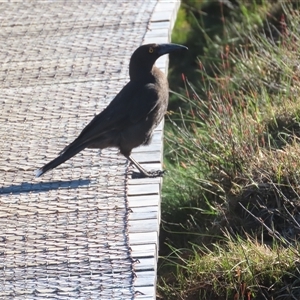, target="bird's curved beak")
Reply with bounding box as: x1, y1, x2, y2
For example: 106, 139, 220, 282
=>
157, 43, 188, 56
